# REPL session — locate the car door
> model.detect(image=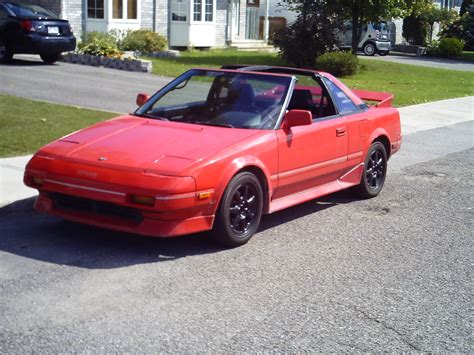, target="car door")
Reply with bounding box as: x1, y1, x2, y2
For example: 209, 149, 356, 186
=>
274, 79, 348, 200
320, 76, 368, 169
